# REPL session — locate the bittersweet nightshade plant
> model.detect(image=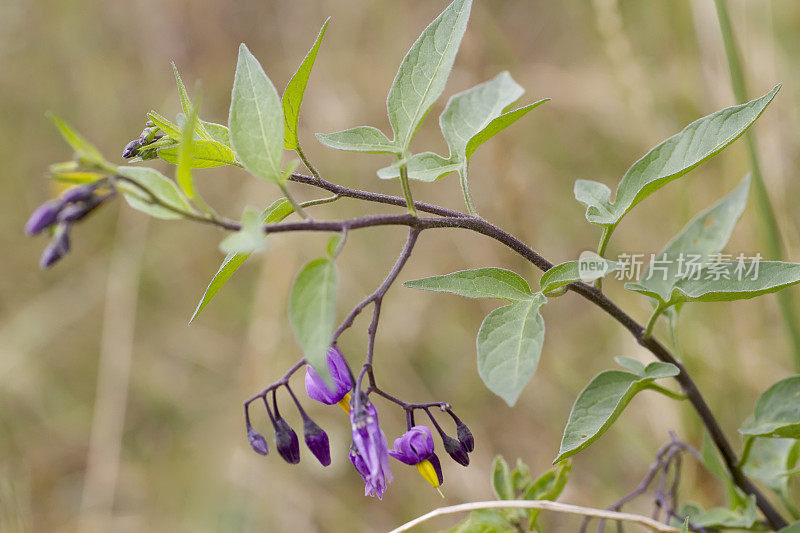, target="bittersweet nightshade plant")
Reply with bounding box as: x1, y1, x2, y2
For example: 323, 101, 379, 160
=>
25, 0, 800, 530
